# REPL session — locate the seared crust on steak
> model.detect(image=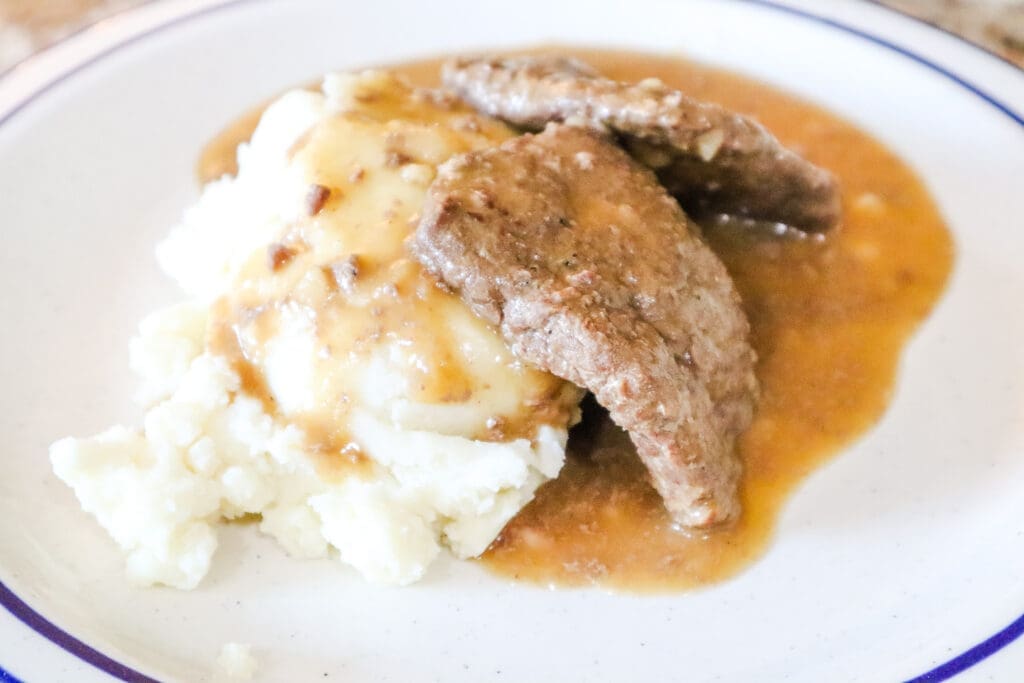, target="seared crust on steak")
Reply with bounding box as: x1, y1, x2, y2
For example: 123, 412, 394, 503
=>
443, 55, 841, 233
412, 124, 758, 527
